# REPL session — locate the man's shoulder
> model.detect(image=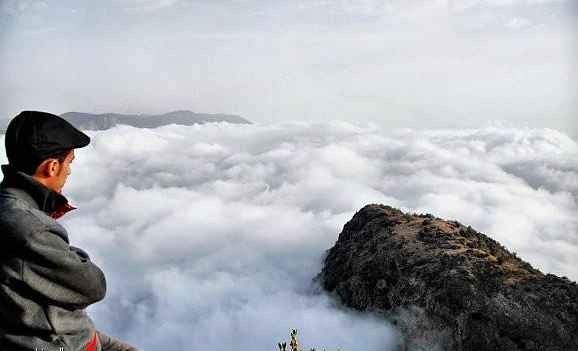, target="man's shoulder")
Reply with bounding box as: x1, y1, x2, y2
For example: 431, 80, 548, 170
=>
0, 189, 67, 243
